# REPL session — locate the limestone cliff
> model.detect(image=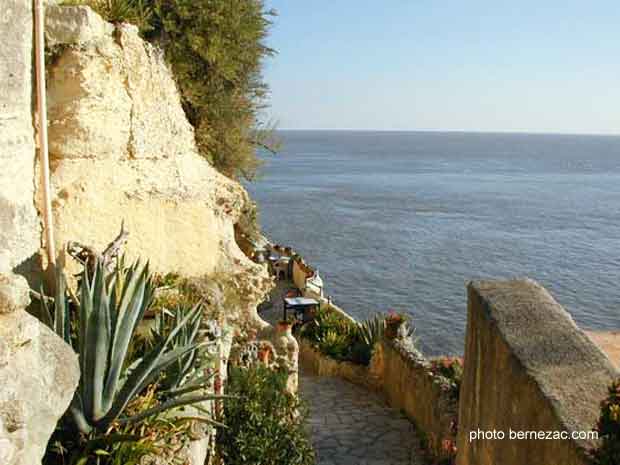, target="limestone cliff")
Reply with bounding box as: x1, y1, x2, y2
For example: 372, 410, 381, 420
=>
0, 271, 80, 465
41, 6, 272, 310
0, 4, 276, 464
0, 0, 41, 273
